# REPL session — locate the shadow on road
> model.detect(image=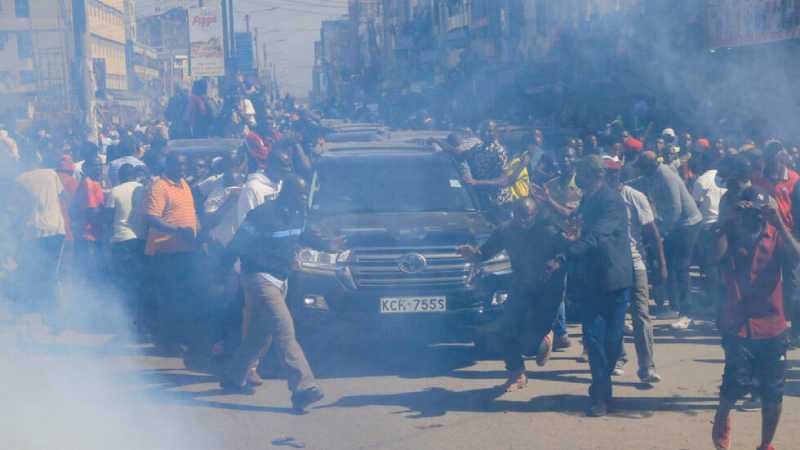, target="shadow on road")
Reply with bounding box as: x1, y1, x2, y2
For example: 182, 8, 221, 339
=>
323, 387, 717, 419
